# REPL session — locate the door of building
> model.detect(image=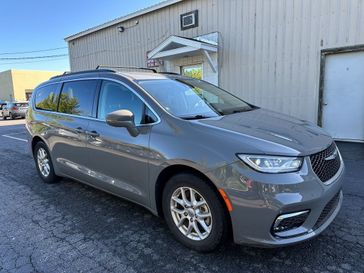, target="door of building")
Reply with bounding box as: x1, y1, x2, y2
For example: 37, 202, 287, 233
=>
322, 51, 364, 142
